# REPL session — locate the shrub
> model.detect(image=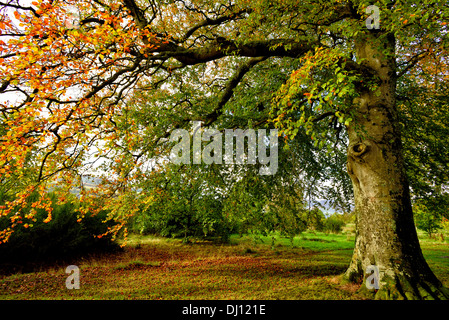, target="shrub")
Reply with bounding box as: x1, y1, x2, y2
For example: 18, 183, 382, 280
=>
0, 193, 119, 272
306, 208, 326, 231
323, 214, 346, 233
